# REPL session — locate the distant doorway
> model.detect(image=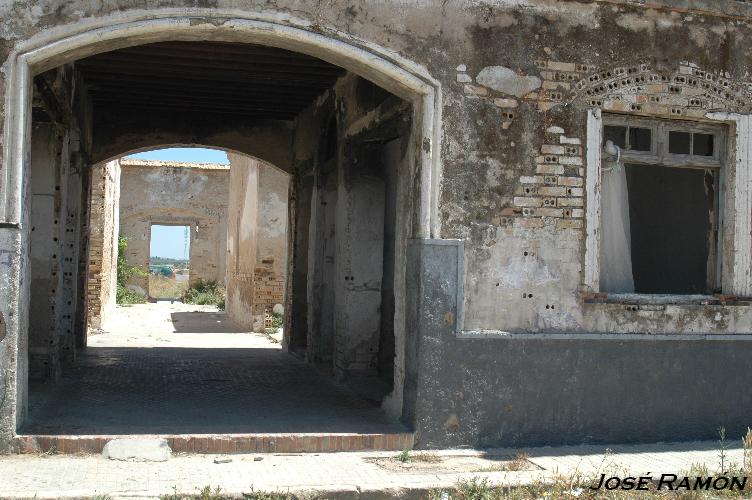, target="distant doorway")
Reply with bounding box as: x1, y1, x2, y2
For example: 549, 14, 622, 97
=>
149, 224, 191, 300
